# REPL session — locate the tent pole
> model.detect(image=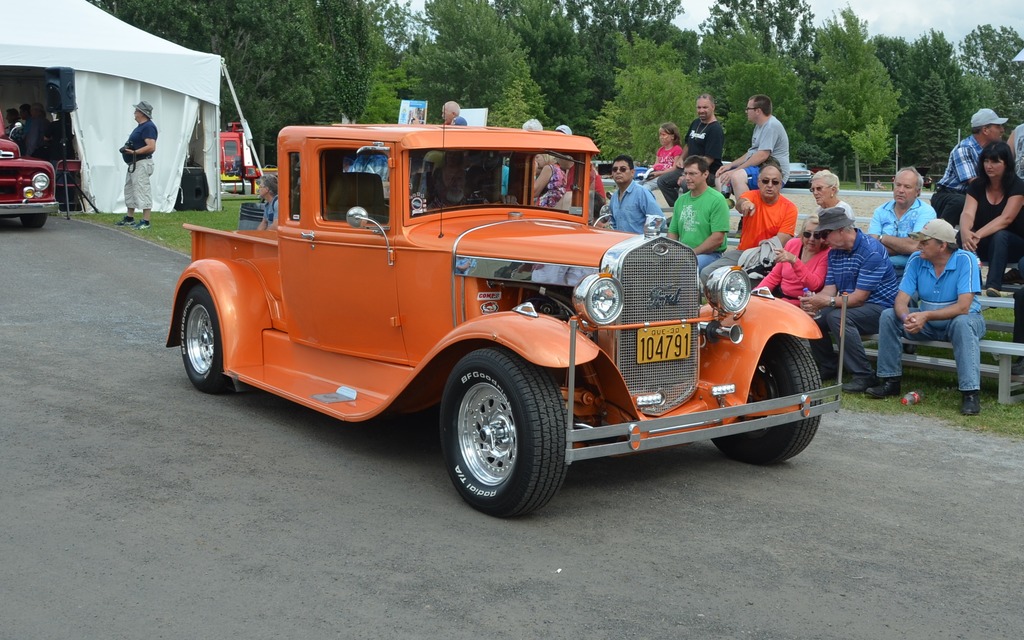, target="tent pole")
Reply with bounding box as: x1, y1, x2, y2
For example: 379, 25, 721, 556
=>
221, 62, 263, 193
